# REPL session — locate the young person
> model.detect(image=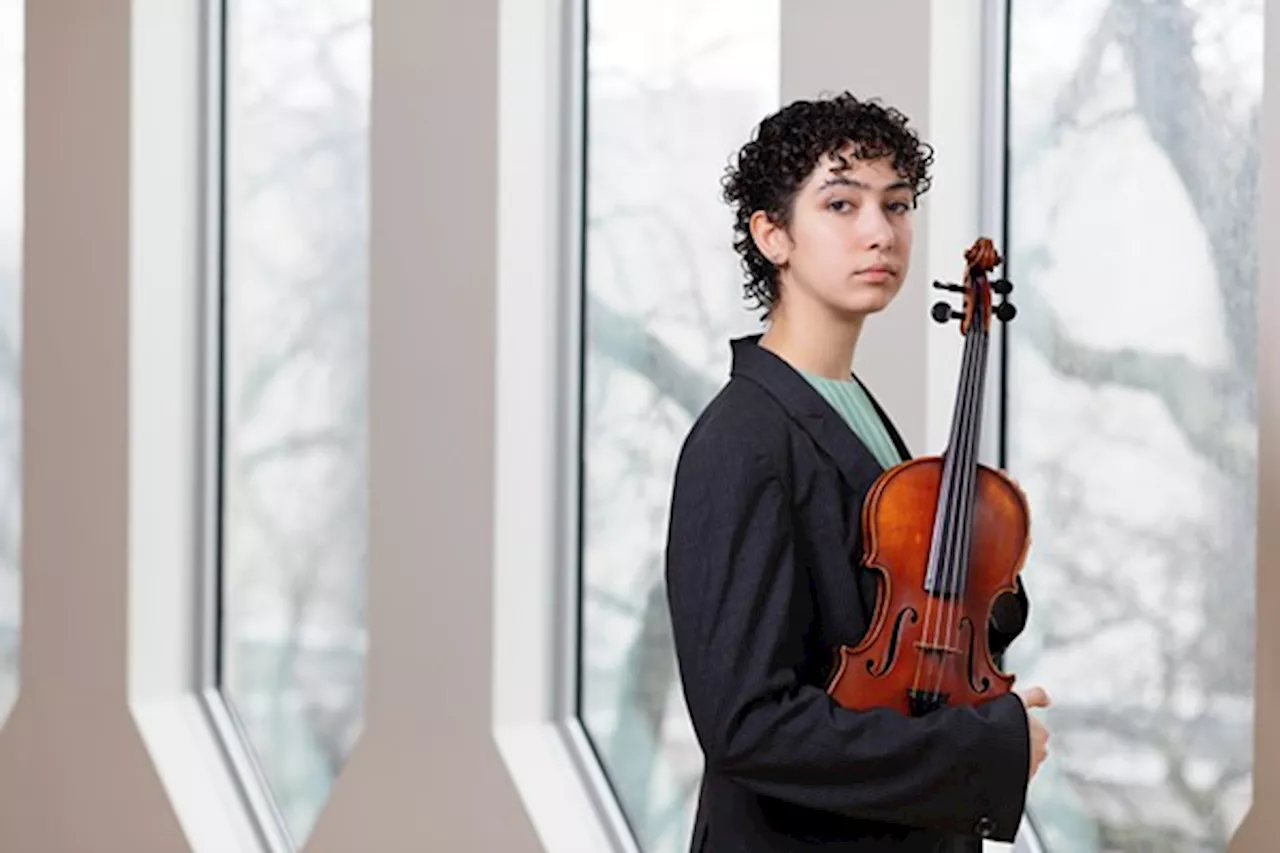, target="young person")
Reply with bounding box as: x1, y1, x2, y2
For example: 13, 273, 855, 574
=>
663, 93, 1051, 852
